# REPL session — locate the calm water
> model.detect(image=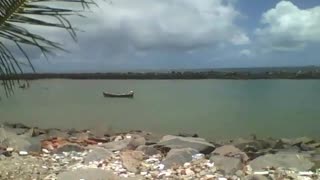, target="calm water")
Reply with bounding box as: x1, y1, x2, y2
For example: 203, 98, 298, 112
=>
1, 79, 320, 139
